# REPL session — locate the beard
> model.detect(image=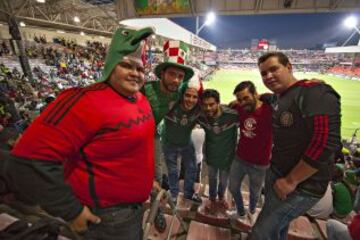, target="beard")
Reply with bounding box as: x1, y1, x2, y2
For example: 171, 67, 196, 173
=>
163, 81, 178, 92
243, 101, 256, 113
